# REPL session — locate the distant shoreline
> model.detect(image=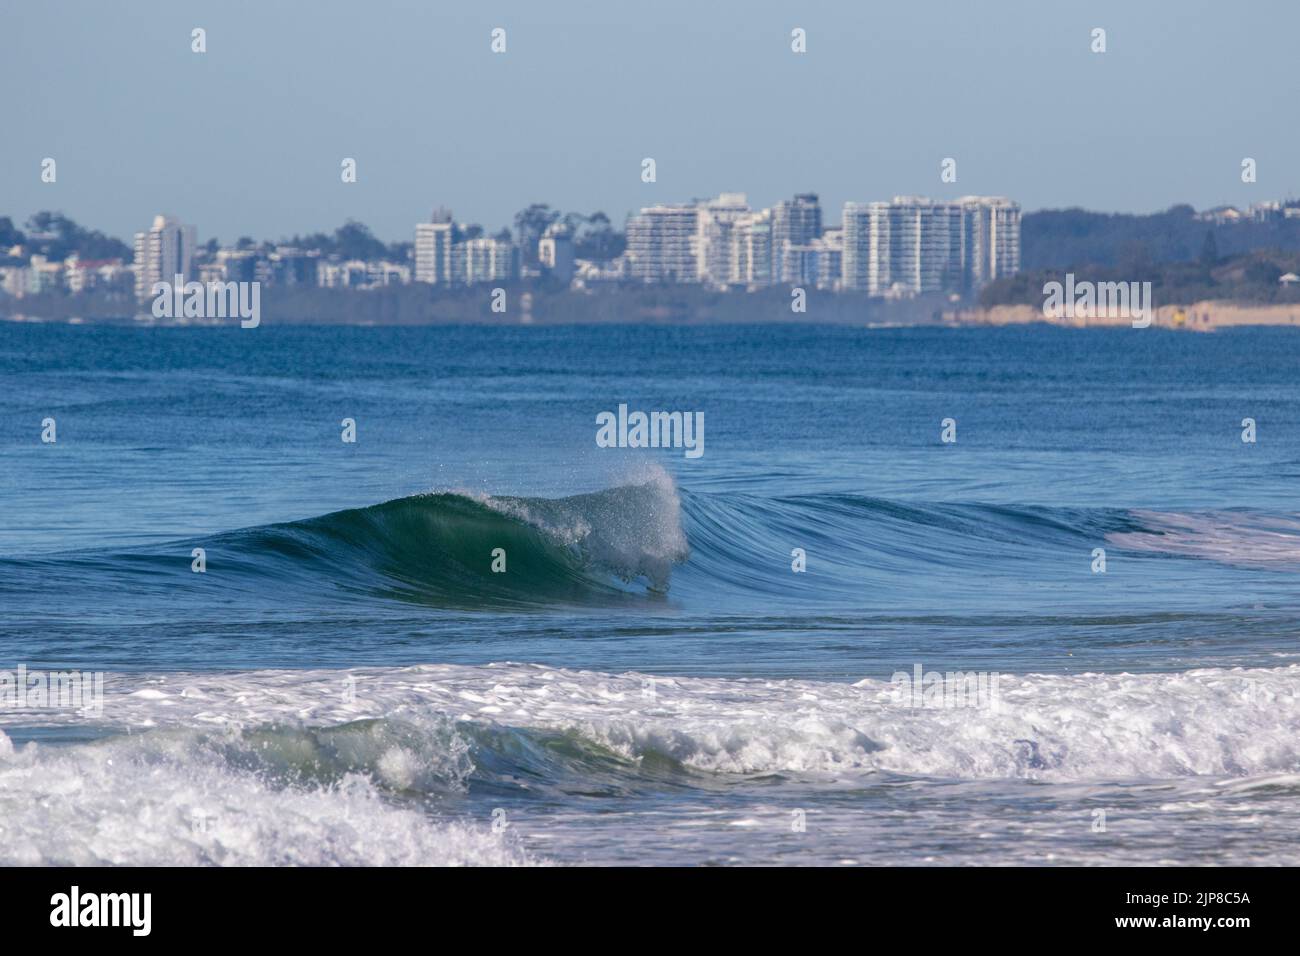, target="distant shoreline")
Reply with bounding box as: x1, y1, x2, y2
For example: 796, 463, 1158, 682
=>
6, 298, 1300, 330
946, 301, 1300, 331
